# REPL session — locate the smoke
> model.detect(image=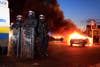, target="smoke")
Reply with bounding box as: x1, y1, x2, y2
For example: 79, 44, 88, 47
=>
10, 0, 78, 33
